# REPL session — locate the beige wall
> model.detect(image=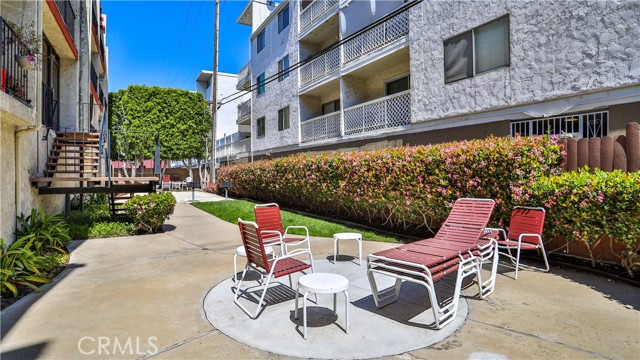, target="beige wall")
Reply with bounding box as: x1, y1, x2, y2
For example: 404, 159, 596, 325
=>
609, 102, 640, 138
